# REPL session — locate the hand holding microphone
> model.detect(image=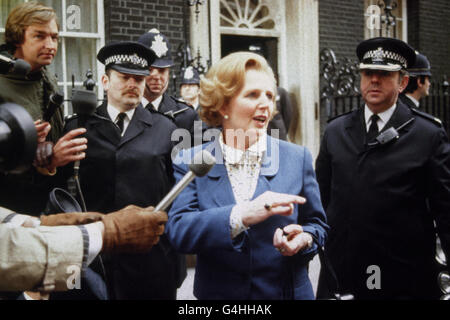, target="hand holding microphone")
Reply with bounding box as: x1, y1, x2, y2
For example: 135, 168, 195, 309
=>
42, 90, 97, 172
47, 128, 87, 171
